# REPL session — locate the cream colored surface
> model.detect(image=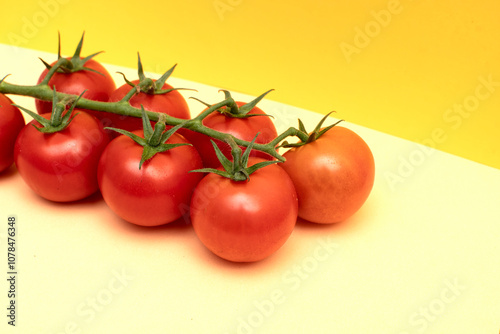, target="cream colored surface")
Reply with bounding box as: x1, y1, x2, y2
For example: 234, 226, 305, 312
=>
1, 45, 499, 334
